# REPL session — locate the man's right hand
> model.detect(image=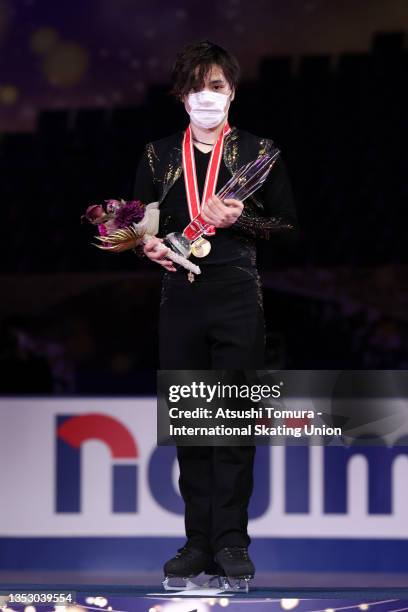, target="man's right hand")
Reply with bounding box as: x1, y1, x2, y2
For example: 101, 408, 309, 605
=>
143, 237, 177, 272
